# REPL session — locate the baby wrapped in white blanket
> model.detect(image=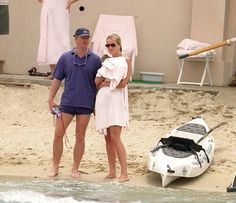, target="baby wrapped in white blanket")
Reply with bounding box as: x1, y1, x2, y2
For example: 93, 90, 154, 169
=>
96, 56, 128, 89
